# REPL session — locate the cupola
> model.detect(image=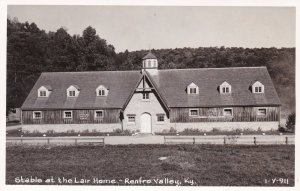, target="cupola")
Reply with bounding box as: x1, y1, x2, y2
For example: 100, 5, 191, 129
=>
142, 51, 158, 75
